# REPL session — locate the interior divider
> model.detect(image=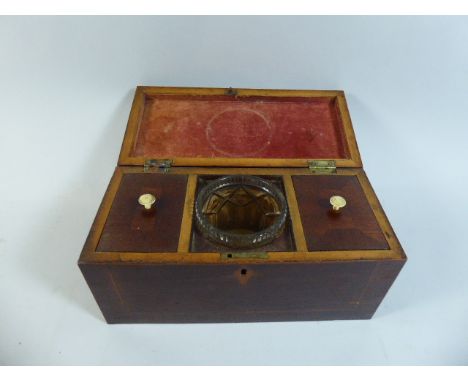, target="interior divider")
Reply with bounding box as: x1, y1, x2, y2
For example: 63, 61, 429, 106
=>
177, 174, 198, 252
282, 175, 308, 252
